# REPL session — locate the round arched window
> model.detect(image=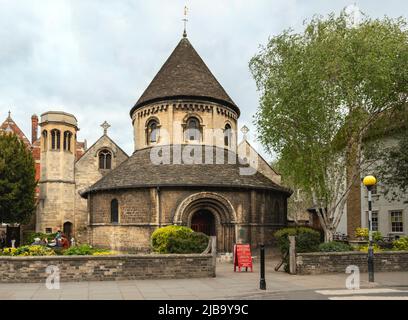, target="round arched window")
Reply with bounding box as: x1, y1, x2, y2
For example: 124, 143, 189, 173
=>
99, 149, 112, 169
146, 120, 159, 144
186, 117, 200, 141
224, 124, 232, 147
